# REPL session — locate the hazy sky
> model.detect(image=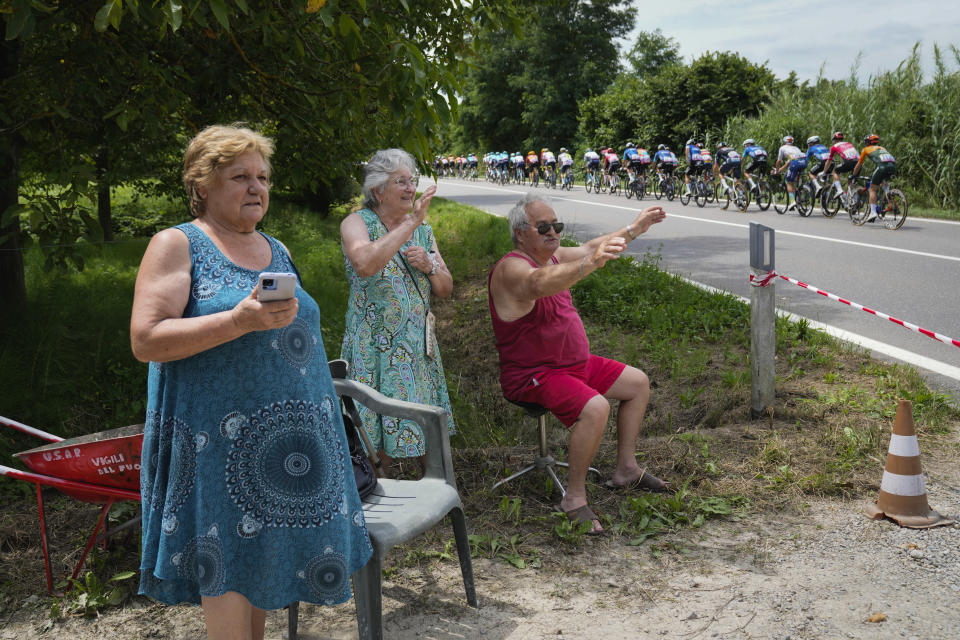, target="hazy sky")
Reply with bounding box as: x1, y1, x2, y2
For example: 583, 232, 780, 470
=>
626, 1, 960, 81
